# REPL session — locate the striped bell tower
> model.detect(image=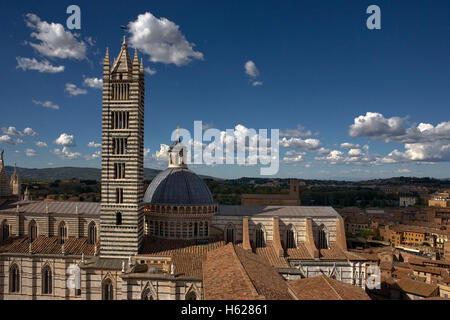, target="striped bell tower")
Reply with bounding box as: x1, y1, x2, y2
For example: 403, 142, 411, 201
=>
100, 37, 146, 258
